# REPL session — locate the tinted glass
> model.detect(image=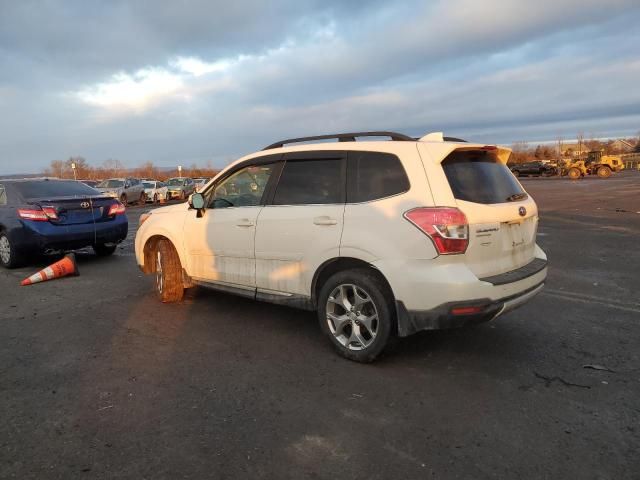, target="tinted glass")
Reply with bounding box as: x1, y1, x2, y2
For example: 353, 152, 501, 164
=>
208, 164, 275, 209
12, 180, 99, 199
273, 159, 343, 205
143, 182, 154, 188
442, 151, 525, 204
166, 178, 184, 186
348, 151, 409, 202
